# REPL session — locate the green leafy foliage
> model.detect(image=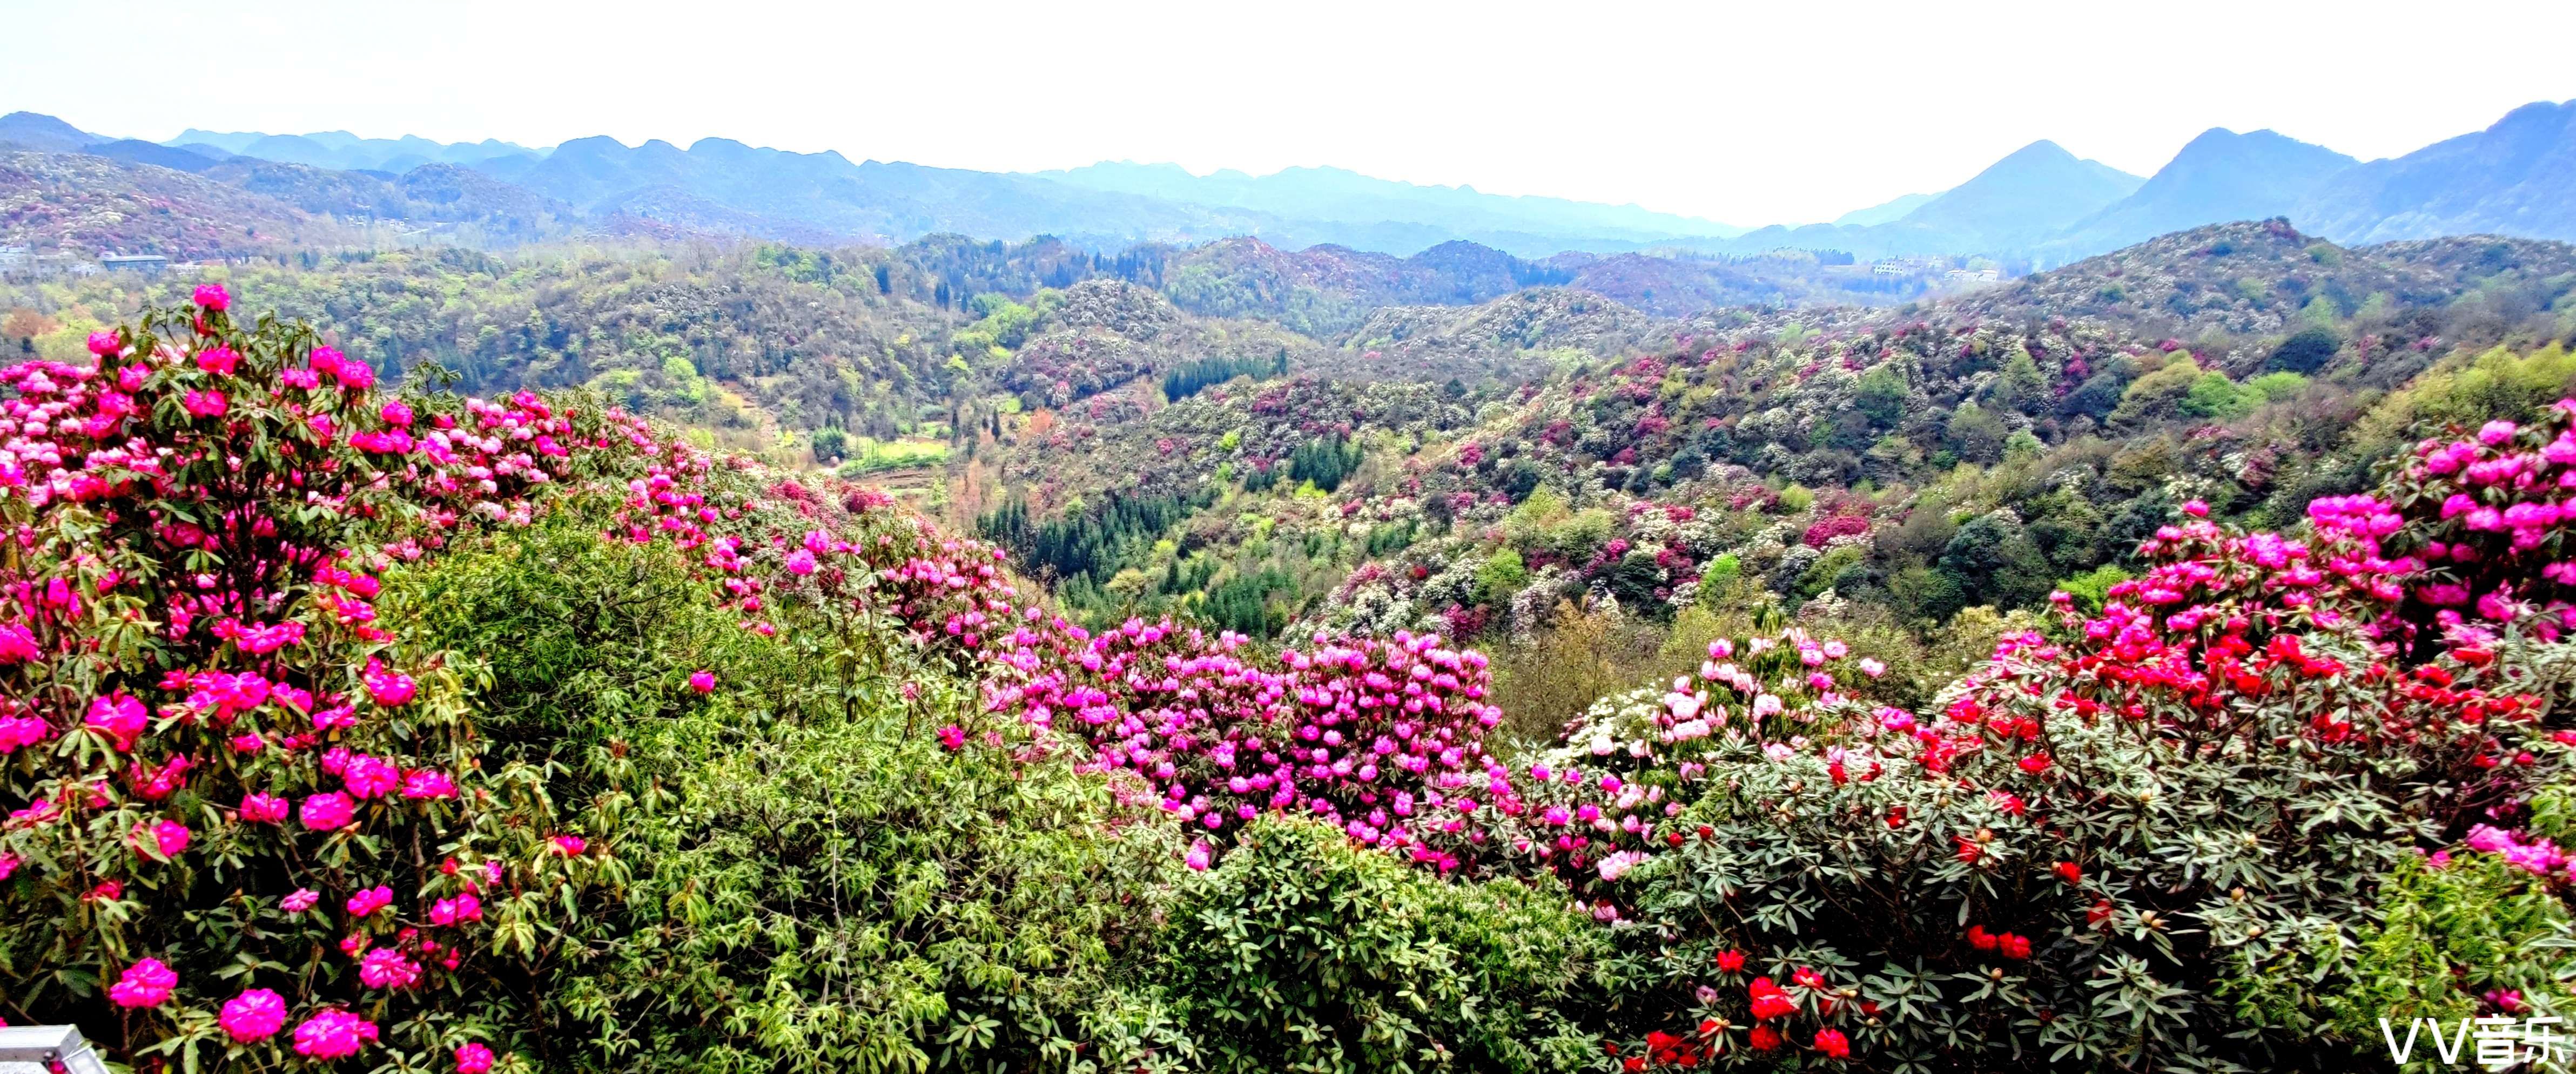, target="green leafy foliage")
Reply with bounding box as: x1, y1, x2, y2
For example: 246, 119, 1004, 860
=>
2311, 854, 2576, 1046
395, 492, 1189, 1073
1153, 816, 1608, 1074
